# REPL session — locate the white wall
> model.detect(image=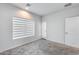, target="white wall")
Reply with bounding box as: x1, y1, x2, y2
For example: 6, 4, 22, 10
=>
0, 3, 42, 52
42, 6, 79, 44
